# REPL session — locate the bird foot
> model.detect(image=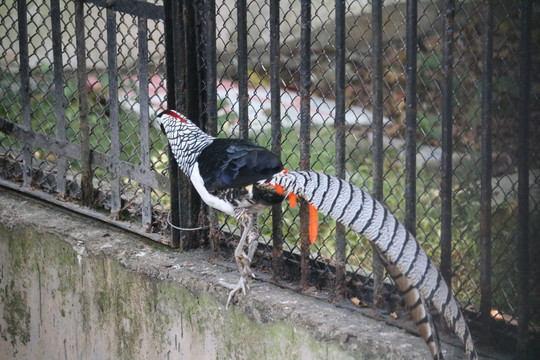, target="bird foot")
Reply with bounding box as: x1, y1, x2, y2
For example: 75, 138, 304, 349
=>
218, 275, 250, 309
242, 265, 256, 278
